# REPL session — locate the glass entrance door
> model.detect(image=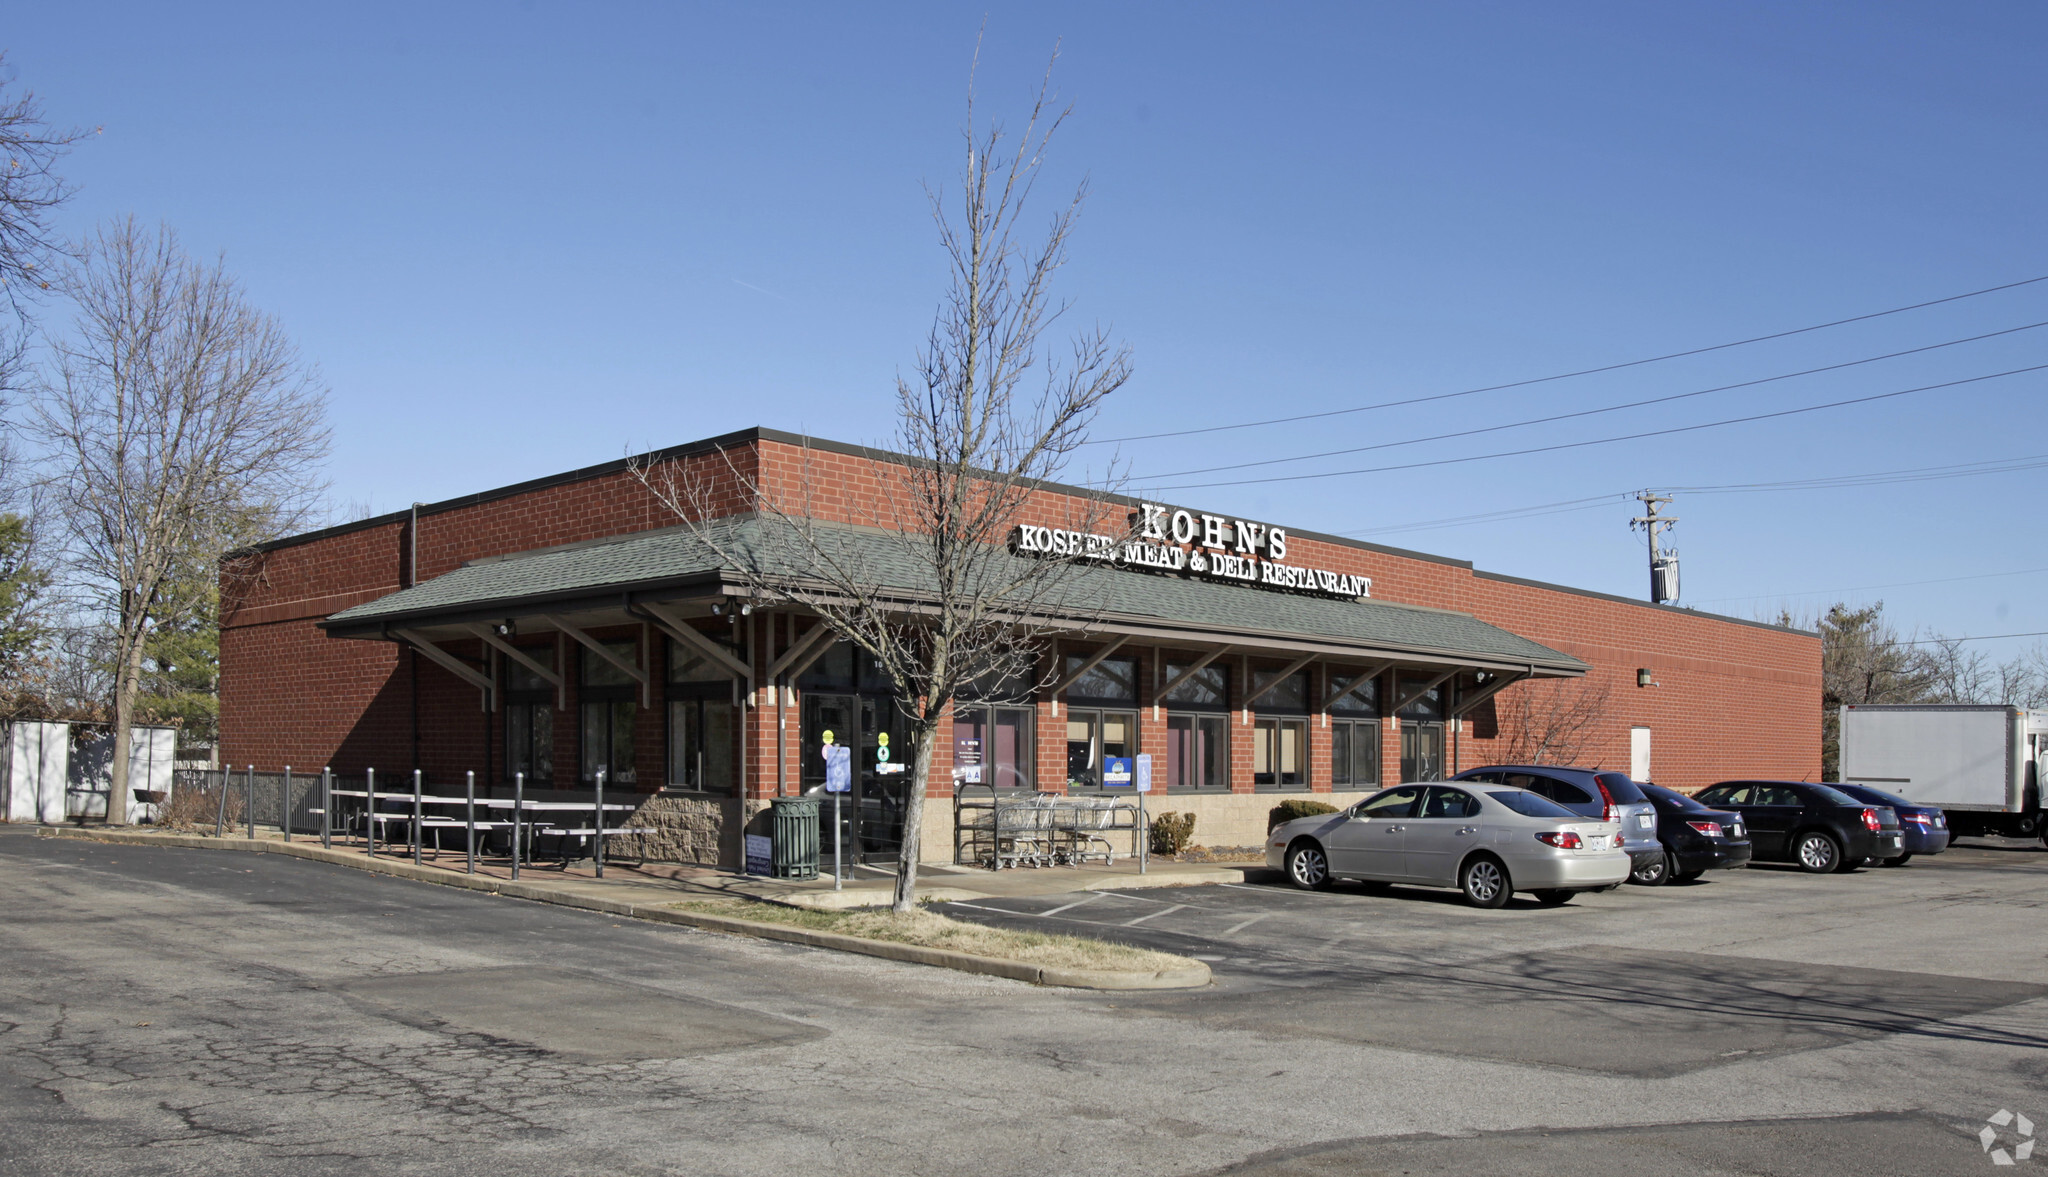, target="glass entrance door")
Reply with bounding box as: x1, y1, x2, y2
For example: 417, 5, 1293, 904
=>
801, 692, 910, 866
